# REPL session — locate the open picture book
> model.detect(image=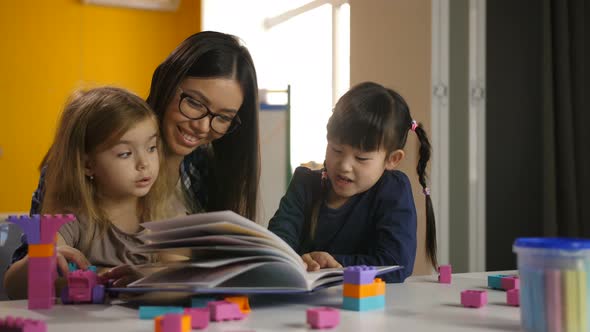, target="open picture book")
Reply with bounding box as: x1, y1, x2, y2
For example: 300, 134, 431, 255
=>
124, 211, 402, 294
